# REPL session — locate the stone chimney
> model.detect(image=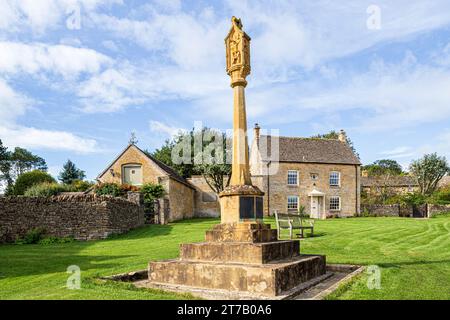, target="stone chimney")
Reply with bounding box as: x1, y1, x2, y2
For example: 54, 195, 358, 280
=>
338, 129, 347, 143
254, 123, 261, 148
